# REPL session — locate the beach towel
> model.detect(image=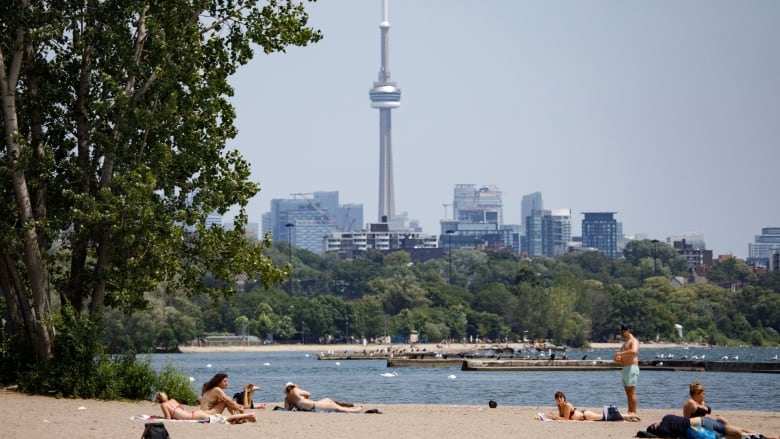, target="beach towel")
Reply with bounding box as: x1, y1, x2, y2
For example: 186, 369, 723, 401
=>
130, 415, 205, 423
